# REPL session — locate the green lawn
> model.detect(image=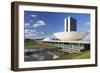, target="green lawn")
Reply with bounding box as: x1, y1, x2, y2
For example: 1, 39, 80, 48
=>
24, 41, 58, 49
51, 50, 90, 60
24, 41, 90, 59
